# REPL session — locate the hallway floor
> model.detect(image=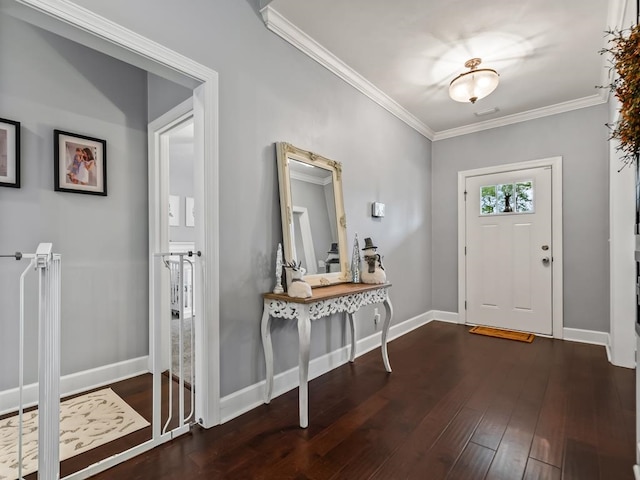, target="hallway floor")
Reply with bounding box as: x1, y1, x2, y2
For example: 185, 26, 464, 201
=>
94, 321, 636, 479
